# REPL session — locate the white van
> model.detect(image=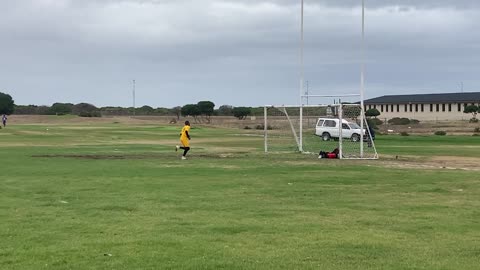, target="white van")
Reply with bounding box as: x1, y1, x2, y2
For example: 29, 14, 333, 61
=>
315, 118, 365, 142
